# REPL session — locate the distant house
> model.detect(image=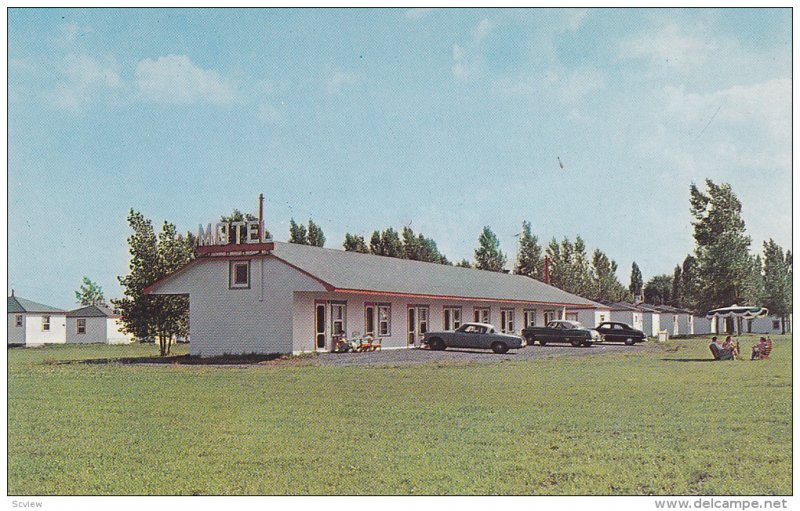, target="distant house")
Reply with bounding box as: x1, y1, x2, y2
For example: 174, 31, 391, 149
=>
636, 303, 662, 337
605, 302, 645, 333
746, 315, 792, 335
652, 305, 694, 336
66, 305, 134, 344
7, 292, 66, 346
